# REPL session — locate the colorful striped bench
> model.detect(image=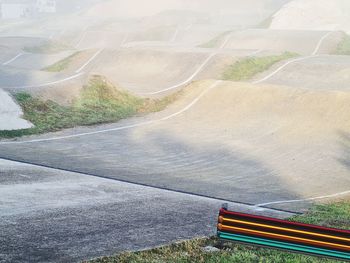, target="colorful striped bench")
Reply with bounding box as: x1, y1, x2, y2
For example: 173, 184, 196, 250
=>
217, 204, 350, 261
